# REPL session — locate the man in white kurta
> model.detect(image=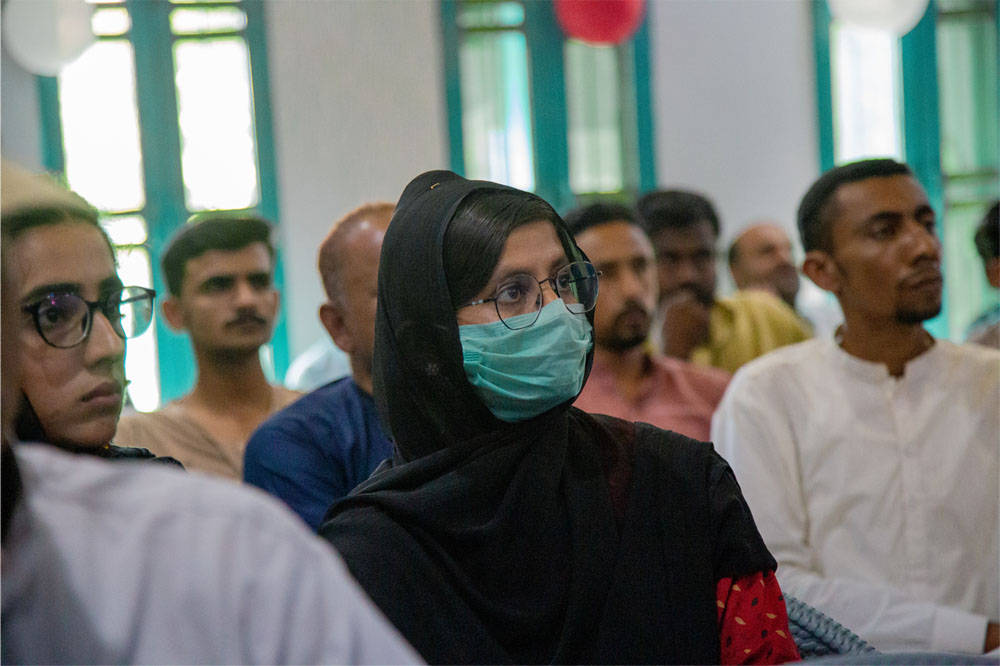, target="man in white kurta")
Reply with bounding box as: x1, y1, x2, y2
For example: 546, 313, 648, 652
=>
712, 158, 1000, 654
2, 442, 422, 665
